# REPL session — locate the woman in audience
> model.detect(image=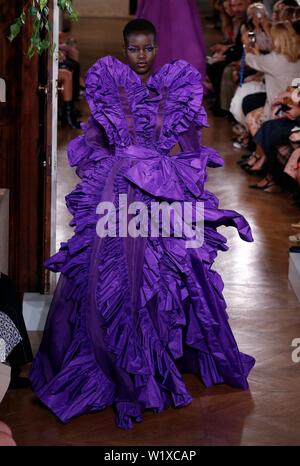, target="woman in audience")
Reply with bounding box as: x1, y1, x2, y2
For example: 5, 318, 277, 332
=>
249, 88, 300, 190
272, 0, 299, 22
221, 0, 236, 42
241, 21, 300, 171
229, 3, 271, 146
